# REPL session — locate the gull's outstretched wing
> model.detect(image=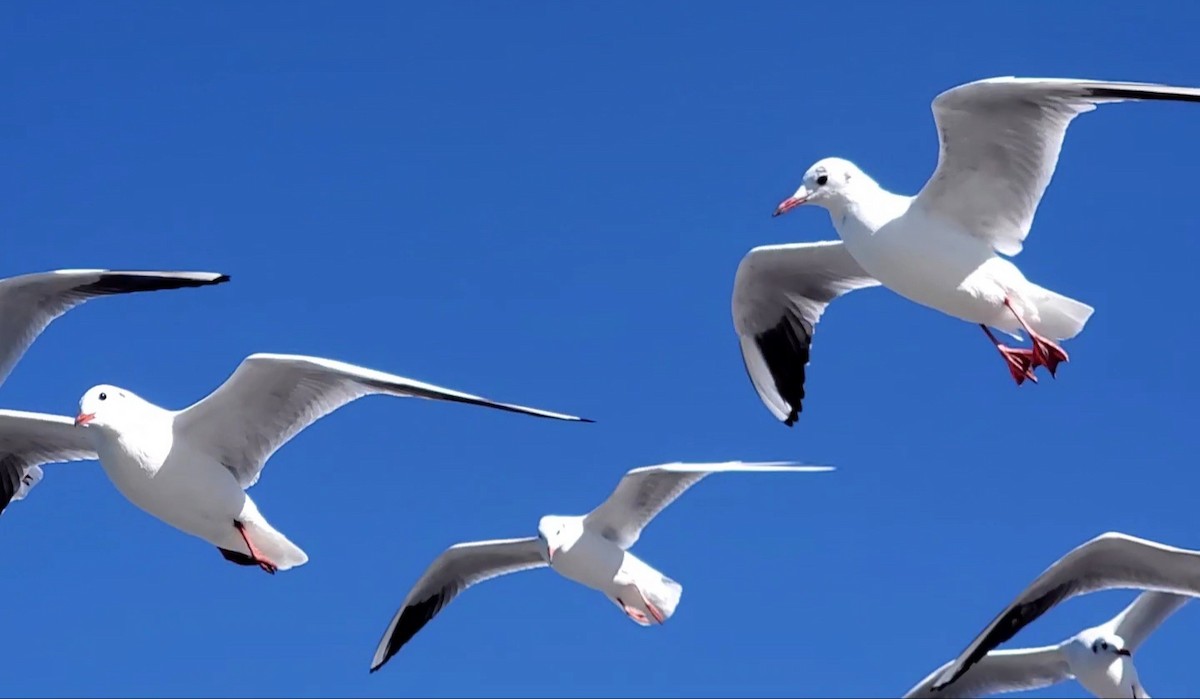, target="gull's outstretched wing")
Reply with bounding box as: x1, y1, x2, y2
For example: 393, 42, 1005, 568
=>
0, 269, 229, 387
1102, 590, 1190, 652
732, 241, 877, 425
915, 76, 1200, 256
583, 461, 832, 549
174, 353, 591, 489
904, 645, 1069, 698
0, 409, 96, 516
932, 532, 1200, 691
369, 537, 547, 672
